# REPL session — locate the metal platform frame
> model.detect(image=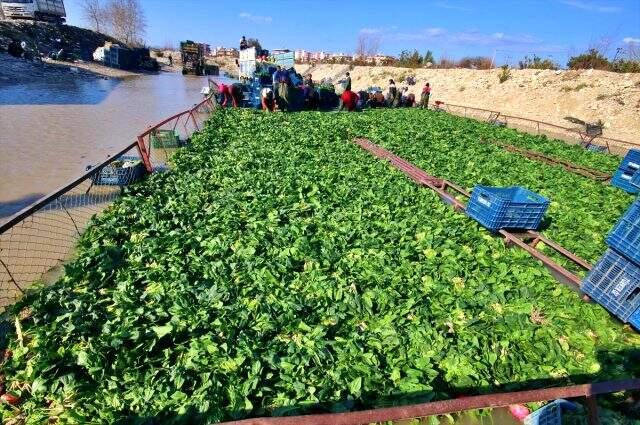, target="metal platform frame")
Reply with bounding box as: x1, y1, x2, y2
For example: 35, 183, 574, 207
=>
353, 138, 592, 288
